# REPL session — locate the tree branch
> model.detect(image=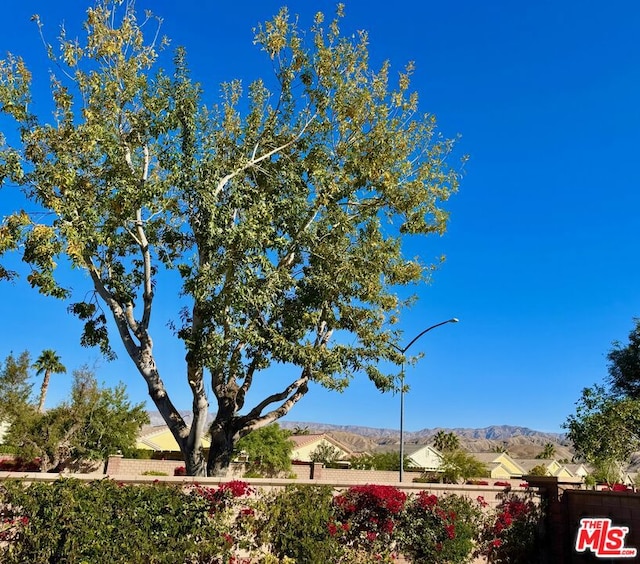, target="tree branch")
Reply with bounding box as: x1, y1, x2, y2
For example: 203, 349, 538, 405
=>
212, 114, 316, 200
240, 368, 310, 424
85, 256, 140, 359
